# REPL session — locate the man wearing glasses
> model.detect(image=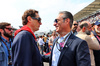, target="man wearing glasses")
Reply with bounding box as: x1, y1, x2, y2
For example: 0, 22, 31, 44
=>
0, 22, 13, 66
71, 21, 78, 35
50, 11, 91, 66
11, 9, 43, 66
